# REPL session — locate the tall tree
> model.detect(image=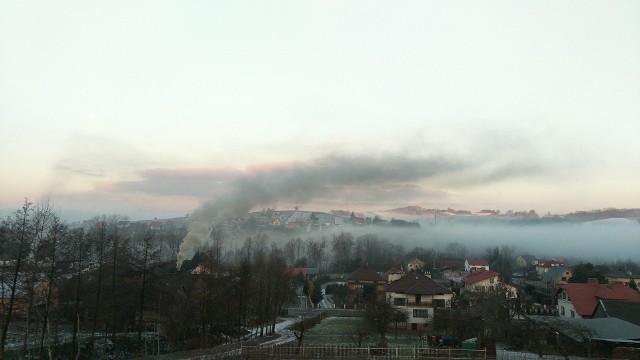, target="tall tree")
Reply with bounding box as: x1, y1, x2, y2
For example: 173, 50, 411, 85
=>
135, 227, 161, 355
365, 298, 400, 347
37, 212, 67, 360
0, 200, 35, 360
86, 216, 109, 357
570, 263, 607, 283
332, 232, 354, 273
310, 282, 323, 307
